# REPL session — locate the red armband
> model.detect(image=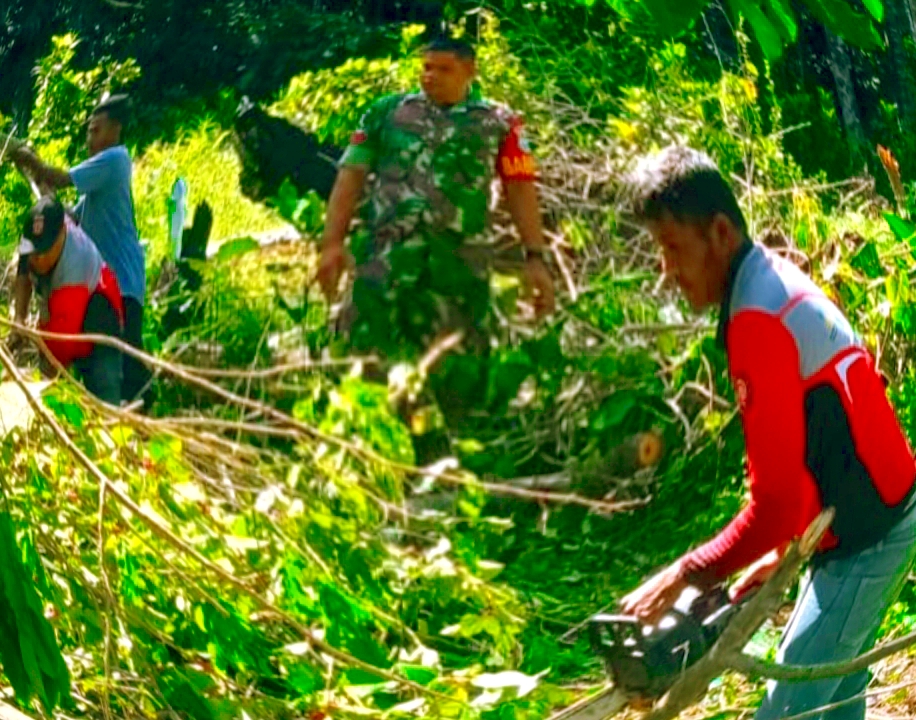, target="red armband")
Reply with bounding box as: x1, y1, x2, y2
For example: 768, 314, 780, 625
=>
497, 117, 537, 183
